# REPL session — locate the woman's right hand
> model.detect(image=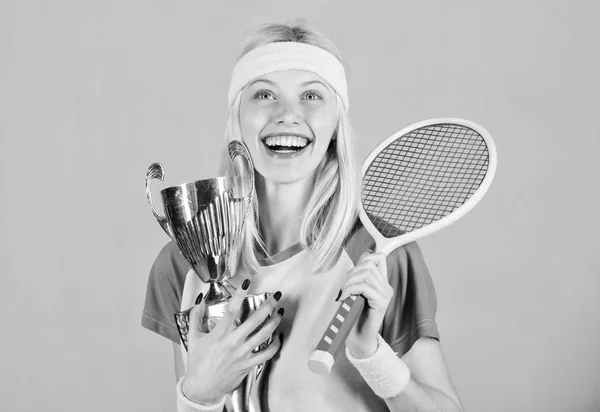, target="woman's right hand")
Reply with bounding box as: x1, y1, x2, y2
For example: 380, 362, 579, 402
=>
181, 279, 284, 405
